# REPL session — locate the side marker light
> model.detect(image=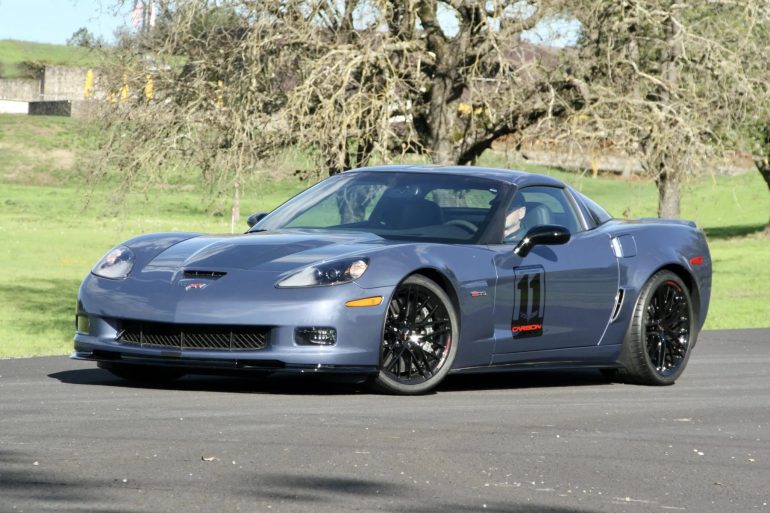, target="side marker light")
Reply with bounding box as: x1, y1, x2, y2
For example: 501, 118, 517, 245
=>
689, 256, 704, 266
345, 296, 383, 307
